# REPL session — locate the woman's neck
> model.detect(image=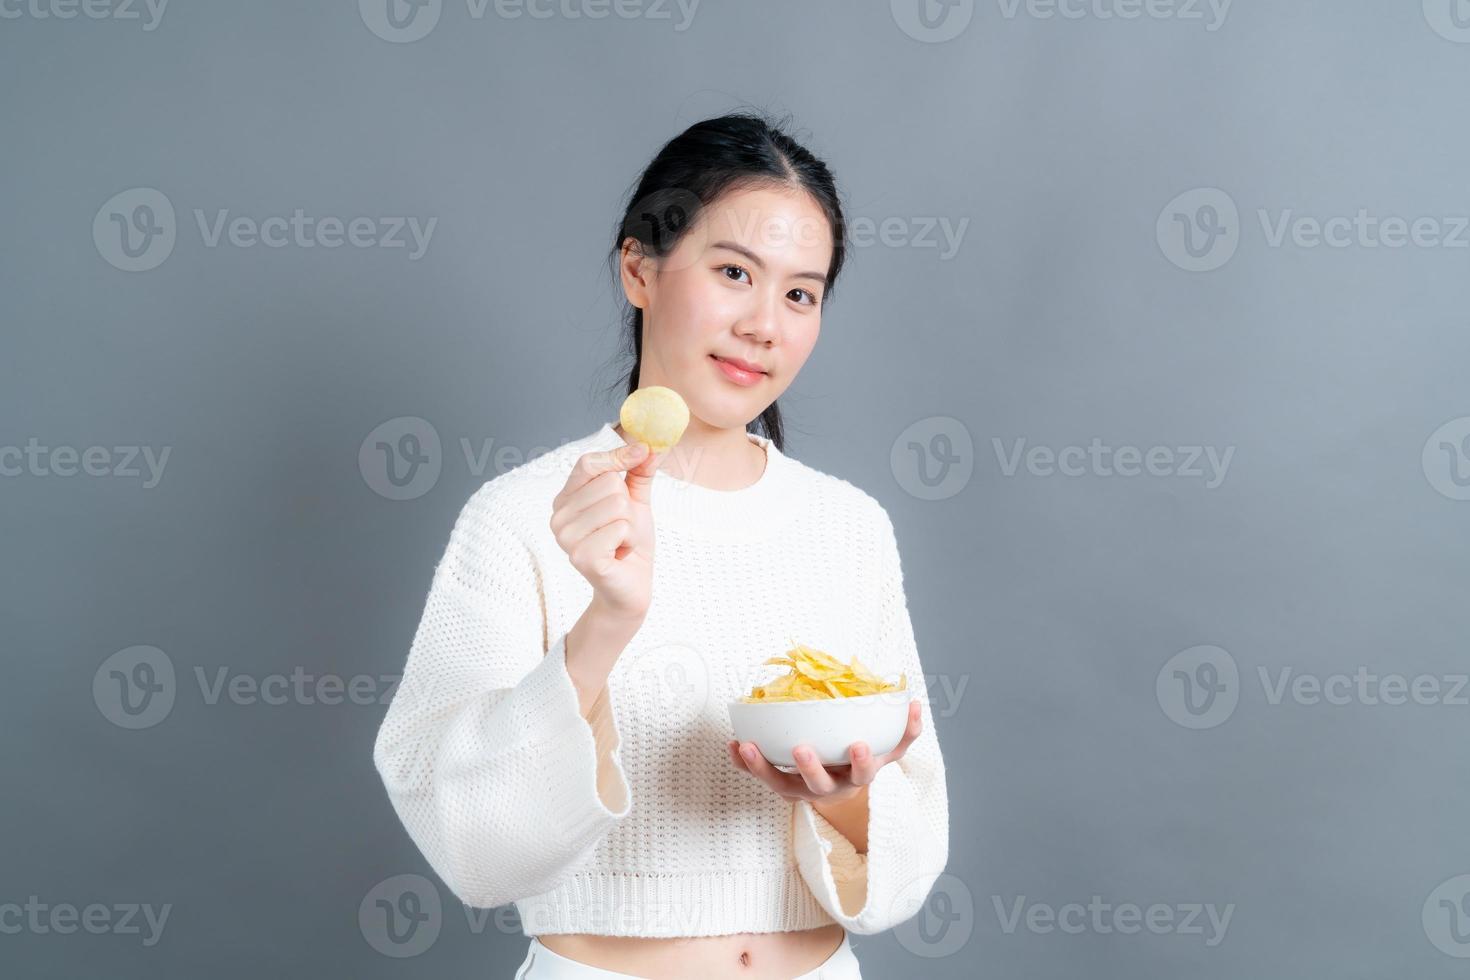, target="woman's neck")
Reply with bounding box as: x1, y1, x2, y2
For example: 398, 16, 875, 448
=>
614, 418, 767, 491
